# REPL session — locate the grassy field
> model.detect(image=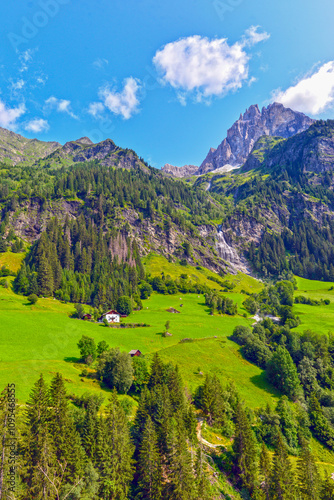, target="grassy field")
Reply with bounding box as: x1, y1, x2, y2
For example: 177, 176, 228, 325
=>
0, 251, 25, 273
293, 276, 334, 335
0, 251, 266, 404
1, 252, 334, 471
